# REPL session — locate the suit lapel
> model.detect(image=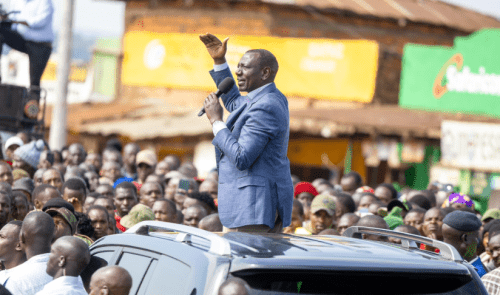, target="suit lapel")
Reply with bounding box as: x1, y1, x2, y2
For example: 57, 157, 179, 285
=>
226, 97, 248, 130
248, 83, 277, 108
